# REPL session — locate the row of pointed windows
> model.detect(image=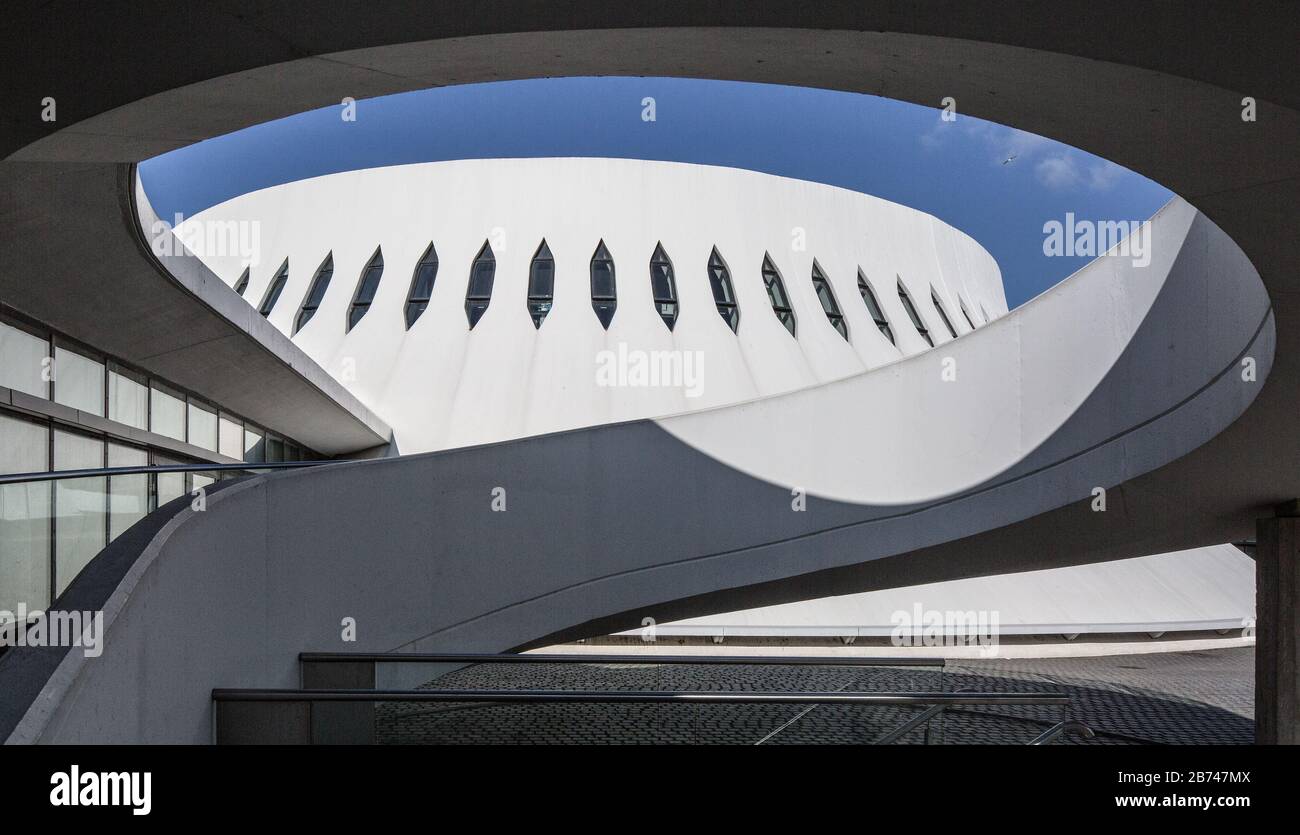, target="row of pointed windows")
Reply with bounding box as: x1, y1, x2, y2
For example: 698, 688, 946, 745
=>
236, 240, 982, 346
